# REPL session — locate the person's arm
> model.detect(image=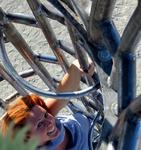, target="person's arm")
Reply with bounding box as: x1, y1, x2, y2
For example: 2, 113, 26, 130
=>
45, 61, 83, 116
